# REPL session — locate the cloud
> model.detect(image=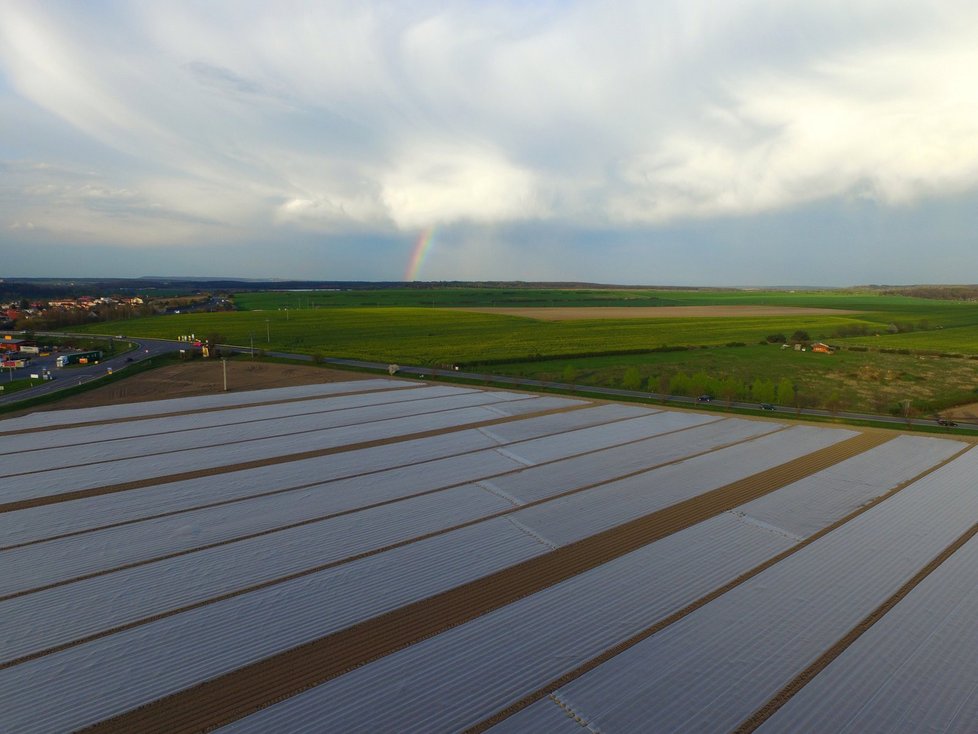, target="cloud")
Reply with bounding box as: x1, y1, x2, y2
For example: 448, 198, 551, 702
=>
2, 1, 978, 280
